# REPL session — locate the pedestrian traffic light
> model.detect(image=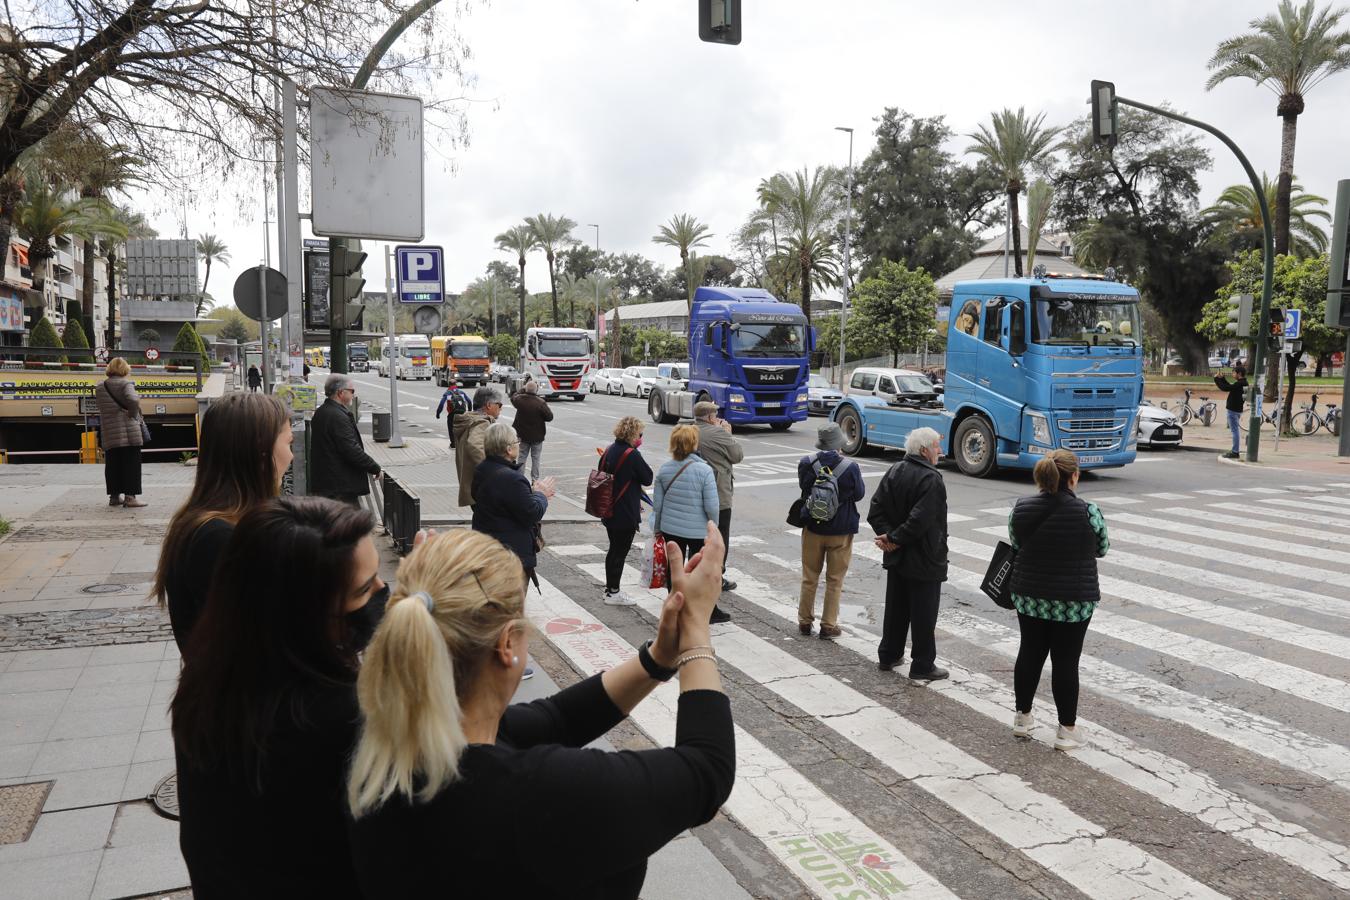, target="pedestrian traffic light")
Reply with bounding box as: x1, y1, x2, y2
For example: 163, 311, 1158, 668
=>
1268, 306, 1285, 352
1225, 293, 1253, 337
698, 0, 741, 45
1090, 80, 1118, 149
